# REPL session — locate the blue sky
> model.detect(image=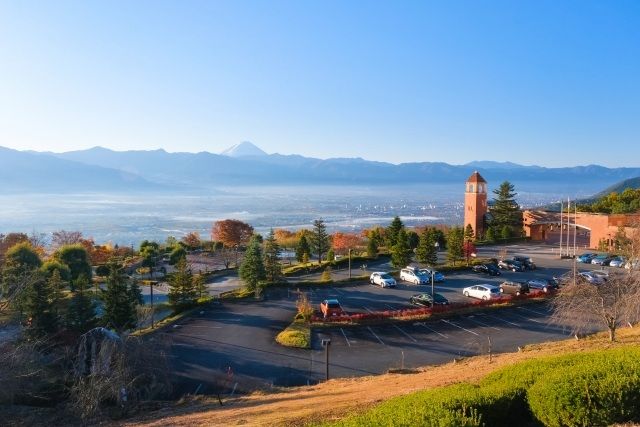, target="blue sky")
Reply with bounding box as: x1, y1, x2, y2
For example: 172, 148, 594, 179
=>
0, 0, 638, 166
